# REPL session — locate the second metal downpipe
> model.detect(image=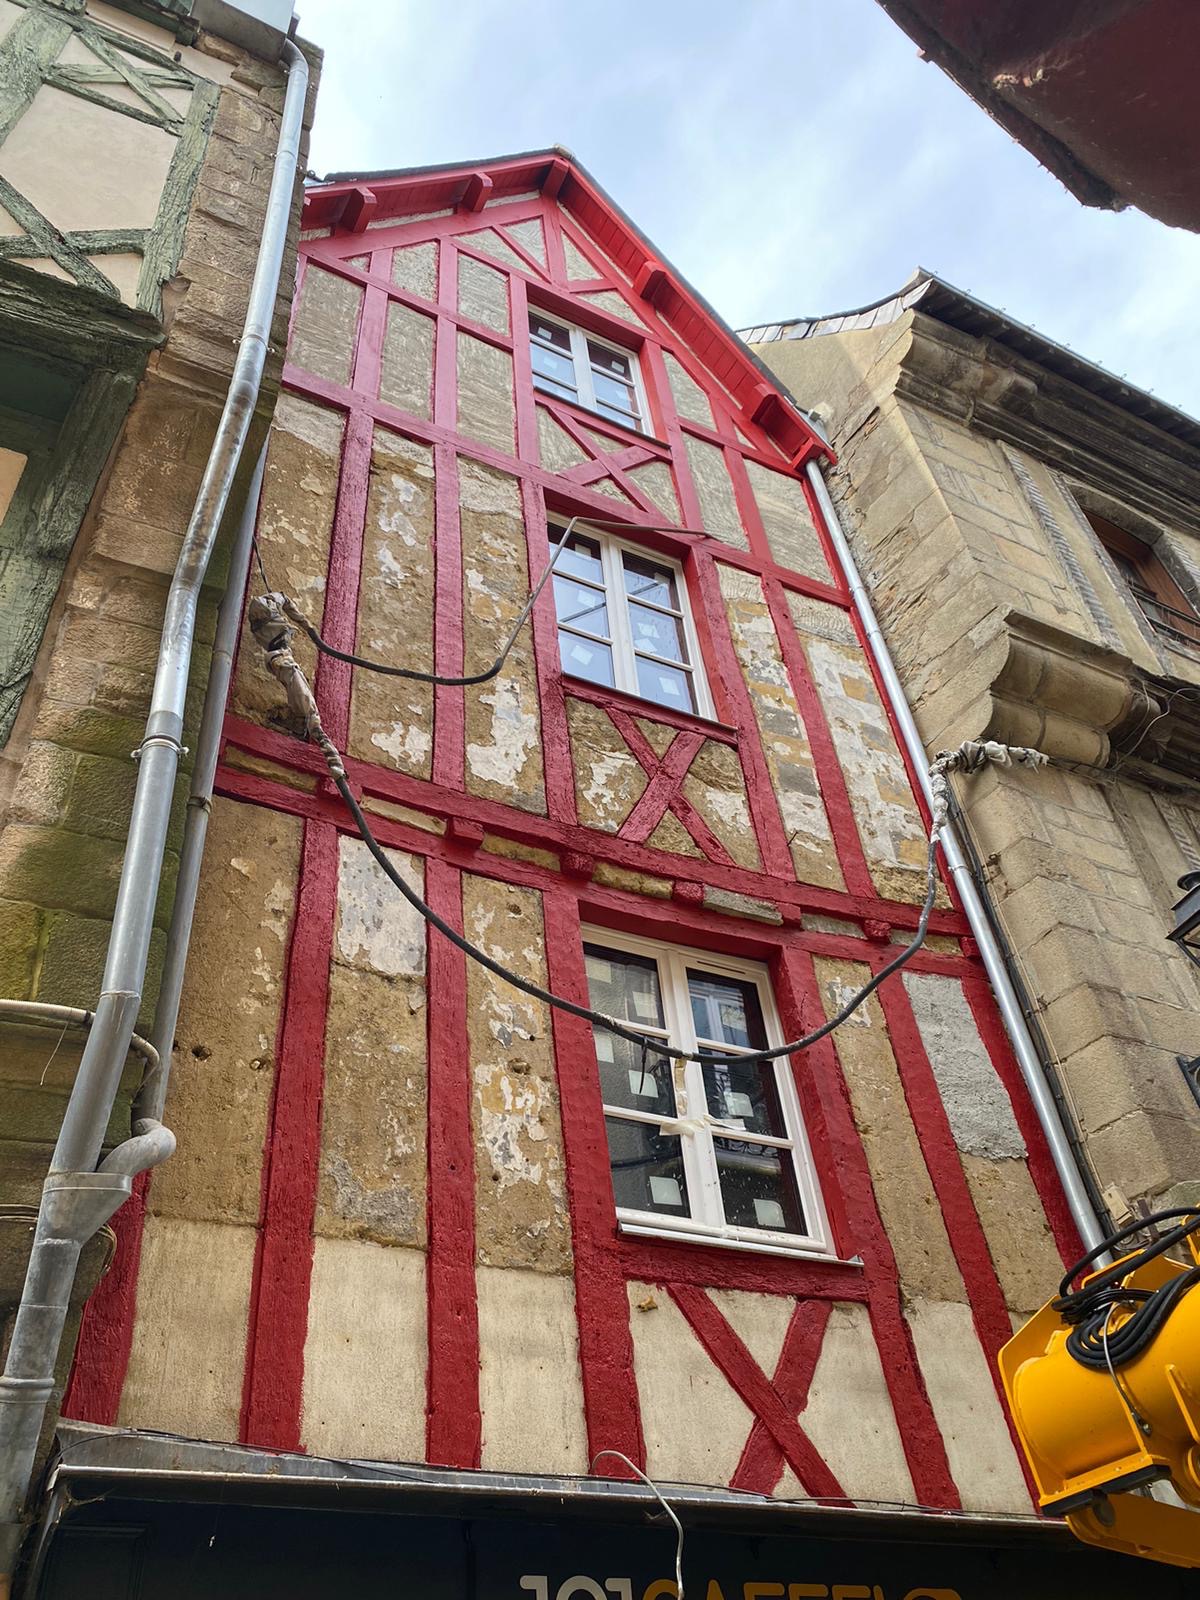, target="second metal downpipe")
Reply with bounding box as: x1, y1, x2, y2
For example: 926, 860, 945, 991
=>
804, 459, 1106, 1256
0, 37, 310, 1593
